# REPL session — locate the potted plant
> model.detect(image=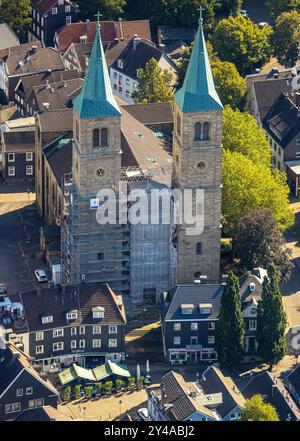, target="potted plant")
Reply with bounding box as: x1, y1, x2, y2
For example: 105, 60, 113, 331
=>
84, 385, 93, 399
73, 384, 81, 400
127, 377, 136, 392
63, 386, 71, 401
104, 381, 113, 395
95, 382, 103, 397
115, 379, 125, 392
138, 376, 145, 389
